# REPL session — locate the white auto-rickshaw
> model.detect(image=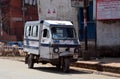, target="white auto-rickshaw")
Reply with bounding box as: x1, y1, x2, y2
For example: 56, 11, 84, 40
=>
24, 20, 81, 72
